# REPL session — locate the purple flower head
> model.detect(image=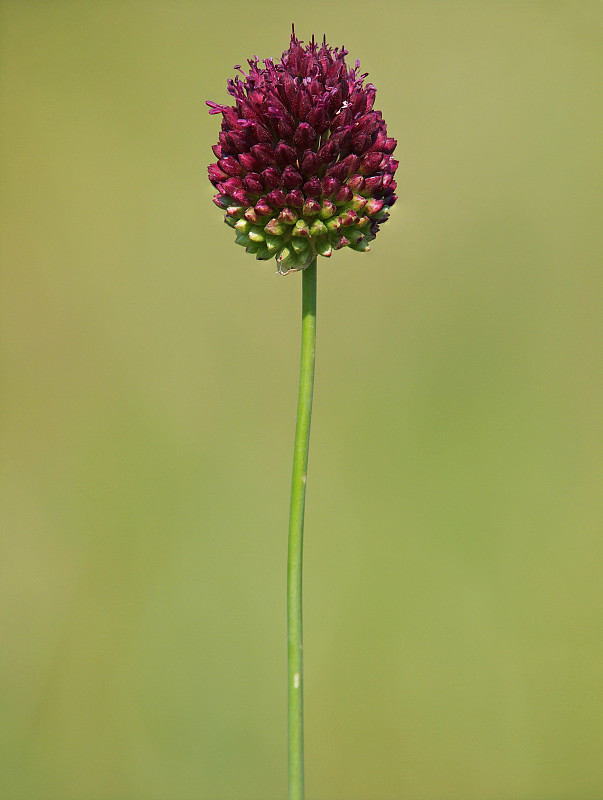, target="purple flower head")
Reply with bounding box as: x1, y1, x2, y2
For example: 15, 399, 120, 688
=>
207, 28, 397, 274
